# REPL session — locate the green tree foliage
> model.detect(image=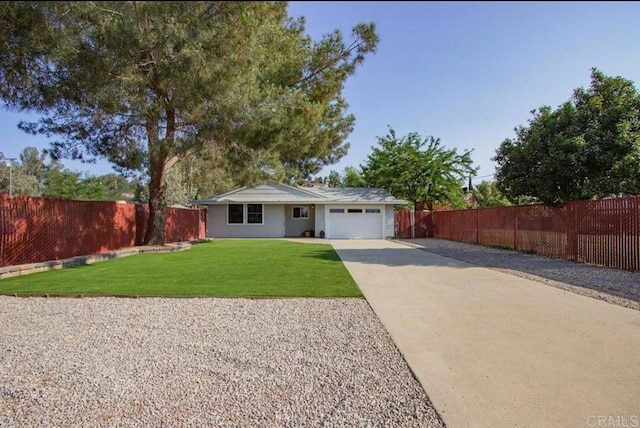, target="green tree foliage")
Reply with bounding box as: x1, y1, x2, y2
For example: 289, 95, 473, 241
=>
342, 166, 365, 187
327, 170, 342, 187
176, 145, 241, 200
0, 1, 378, 244
19, 146, 47, 192
76, 176, 109, 201
44, 171, 136, 201
0, 155, 38, 196
43, 168, 82, 199
0, 147, 135, 200
164, 167, 192, 207
0, 148, 50, 196
473, 180, 511, 207
322, 166, 365, 188
100, 173, 136, 200
494, 68, 640, 206
134, 180, 150, 204
8, 169, 38, 196
361, 128, 476, 210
